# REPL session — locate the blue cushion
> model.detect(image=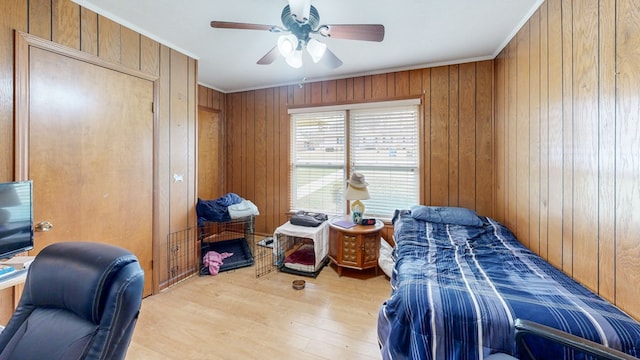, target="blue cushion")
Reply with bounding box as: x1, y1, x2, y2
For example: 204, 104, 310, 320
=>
410, 205, 483, 227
